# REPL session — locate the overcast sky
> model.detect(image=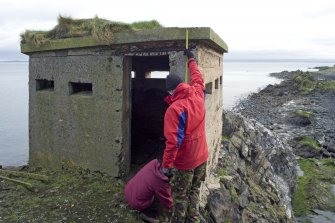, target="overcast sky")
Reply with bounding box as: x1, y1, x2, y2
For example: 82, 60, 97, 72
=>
0, 0, 335, 61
